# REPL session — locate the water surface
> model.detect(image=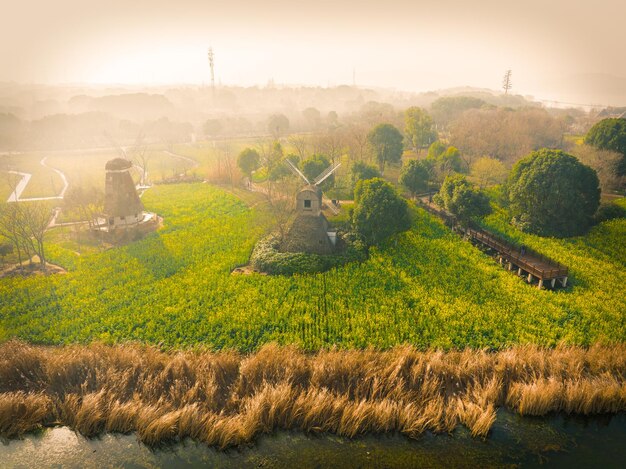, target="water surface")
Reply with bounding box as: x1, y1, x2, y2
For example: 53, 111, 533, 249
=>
2, 411, 625, 468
